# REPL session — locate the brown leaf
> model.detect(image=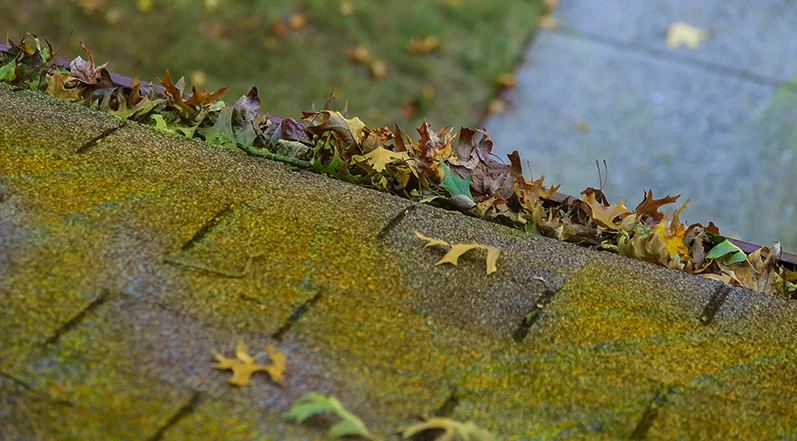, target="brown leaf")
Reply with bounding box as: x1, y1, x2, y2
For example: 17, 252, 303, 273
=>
69, 40, 109, 86
302, 109, 366, 145
346, 46, 371, 63
634, 189, 680, 224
